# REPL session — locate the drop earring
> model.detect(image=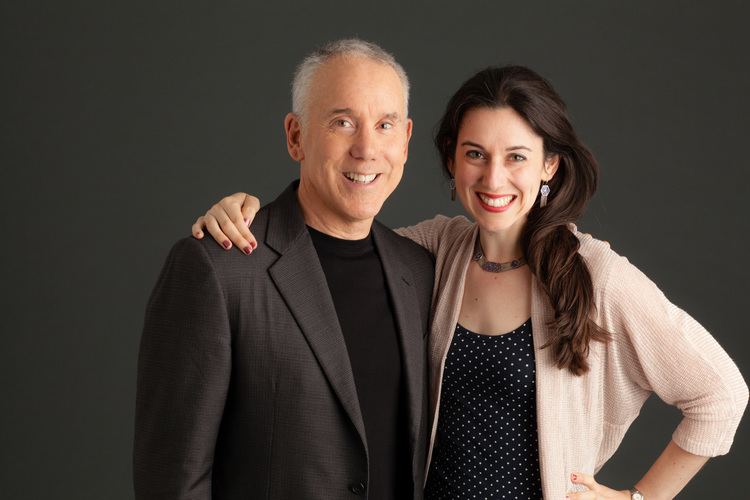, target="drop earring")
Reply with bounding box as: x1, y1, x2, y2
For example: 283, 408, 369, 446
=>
449, 178, 456, 201
540, 181, 550, 207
